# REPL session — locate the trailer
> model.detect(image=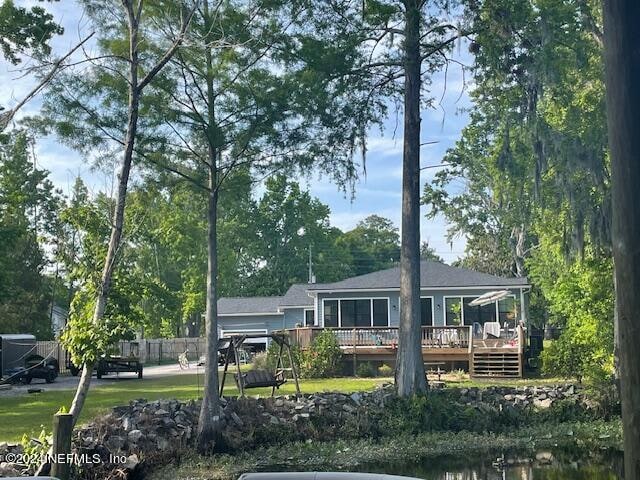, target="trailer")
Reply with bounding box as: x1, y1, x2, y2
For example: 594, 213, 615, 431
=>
96, 341, 143, 379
